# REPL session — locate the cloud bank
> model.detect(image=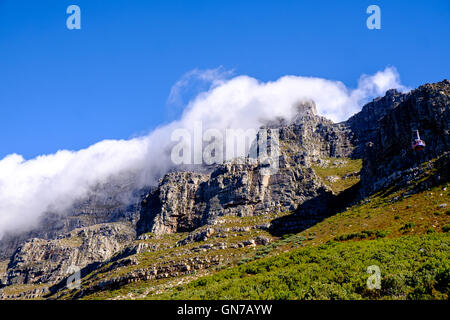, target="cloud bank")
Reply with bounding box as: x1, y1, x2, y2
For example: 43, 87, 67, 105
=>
0, 66, 407, 238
